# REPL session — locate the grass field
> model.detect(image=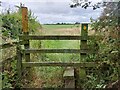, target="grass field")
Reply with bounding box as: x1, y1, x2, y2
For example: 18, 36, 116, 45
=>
42, 24, 77, 30
42, 24, 80, 35
41, 24, 81, 62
